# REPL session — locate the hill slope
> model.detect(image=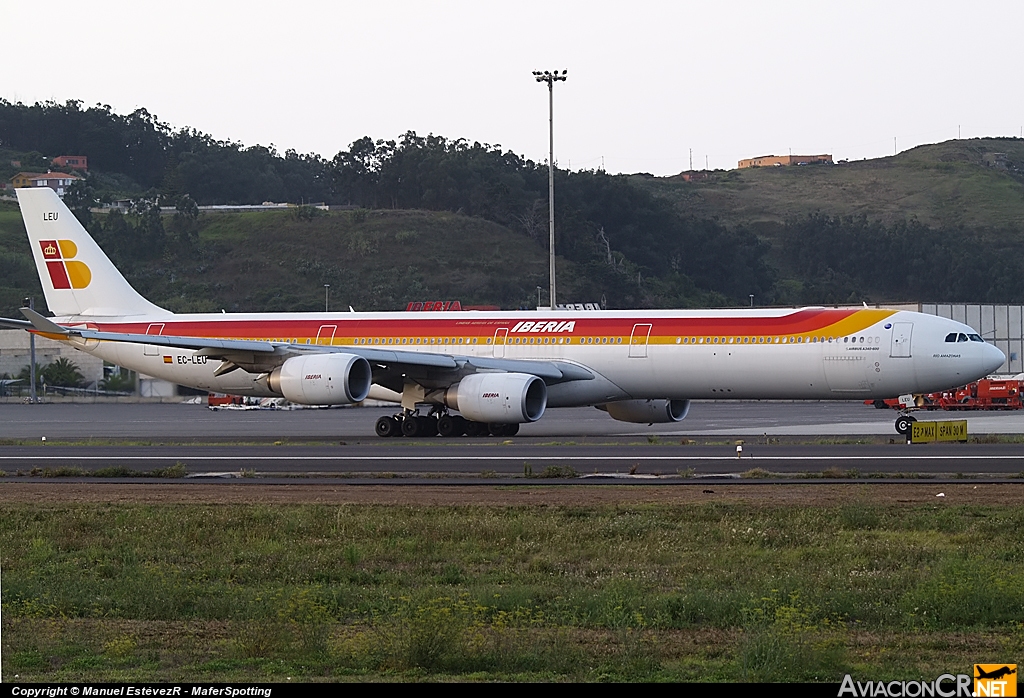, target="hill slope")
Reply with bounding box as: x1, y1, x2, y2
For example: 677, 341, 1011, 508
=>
0, 203, 614, 317
634, 138, 1024, 229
